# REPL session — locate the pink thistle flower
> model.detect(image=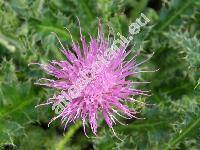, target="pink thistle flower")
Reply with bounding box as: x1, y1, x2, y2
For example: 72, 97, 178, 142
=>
34, 21, 153, 137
